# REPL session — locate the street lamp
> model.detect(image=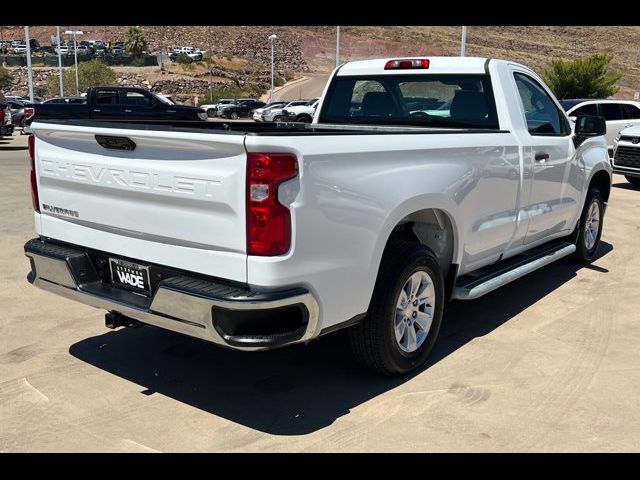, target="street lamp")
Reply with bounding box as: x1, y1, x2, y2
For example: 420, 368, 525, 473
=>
268, 34, 277, 103
460, 26, 467, 57
56, 26, 63, 96
65, 30, 83, 95
336, 26, 340, 68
